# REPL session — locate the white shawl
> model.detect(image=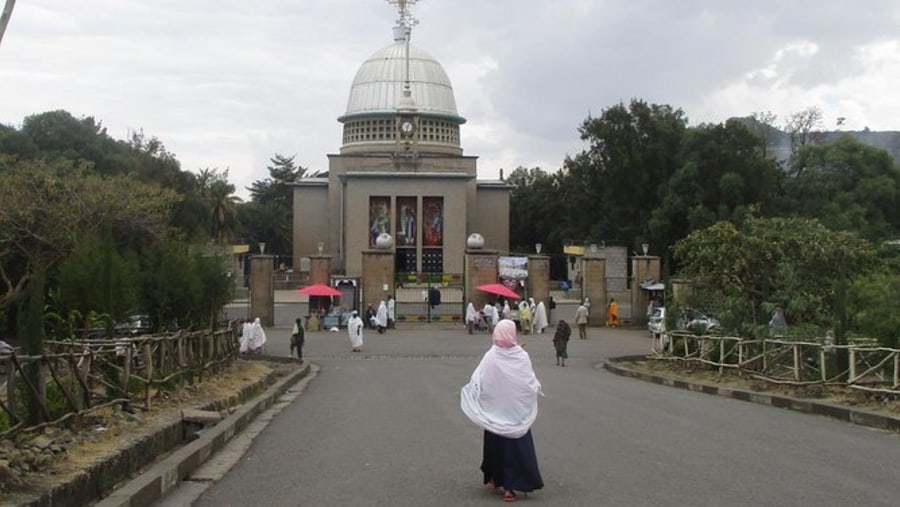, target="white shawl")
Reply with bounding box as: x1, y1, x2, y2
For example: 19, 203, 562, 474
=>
247, 318, 267, 350
533, 301, 548, 333
465, 303, 478, 323
460, 344, 542, 438
347, 315, 364, 348
375, 301, 388, 327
